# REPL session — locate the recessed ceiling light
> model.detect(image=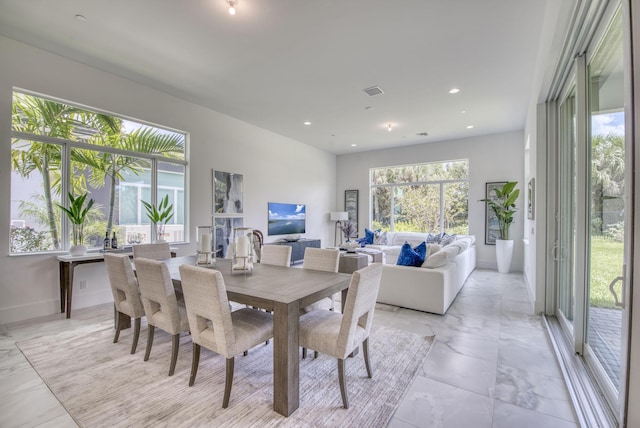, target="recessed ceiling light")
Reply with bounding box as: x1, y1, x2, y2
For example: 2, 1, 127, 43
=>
351, 144, 357, 147
75, 14, 86, 22
449, 88, 460, 94
303, 121, 311, 126
466, 125, 474, 129
461, 110, 467, 114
